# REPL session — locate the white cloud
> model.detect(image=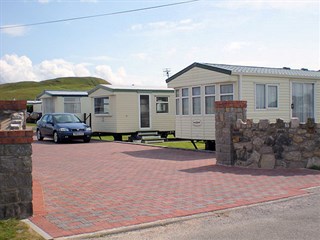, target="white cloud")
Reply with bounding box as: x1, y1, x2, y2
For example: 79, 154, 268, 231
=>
94, 65, 127, 85
132, 53, 149, 61
80, 0, 98, 2
224, 41, 252, 52
0, 54, 128, 85
130, 19, 203, 34
214, 0, 317, 10
38, 0, 50, 3
1, 25, 28, 37
0, 55, 37, 83
86, 55, 113, 62
131, 24, 143, 31
36, 59, 91, 79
